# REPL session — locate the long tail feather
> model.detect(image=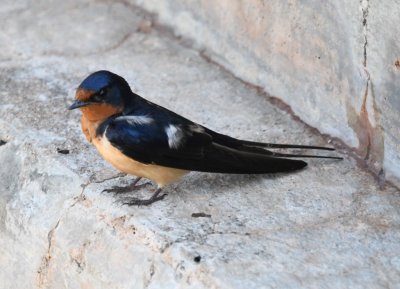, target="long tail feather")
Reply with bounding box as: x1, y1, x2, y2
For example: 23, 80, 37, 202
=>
203, 129, 341, 159
240, 140, 335, 151
267, 151, 343, 160
222, 141, 342, 160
